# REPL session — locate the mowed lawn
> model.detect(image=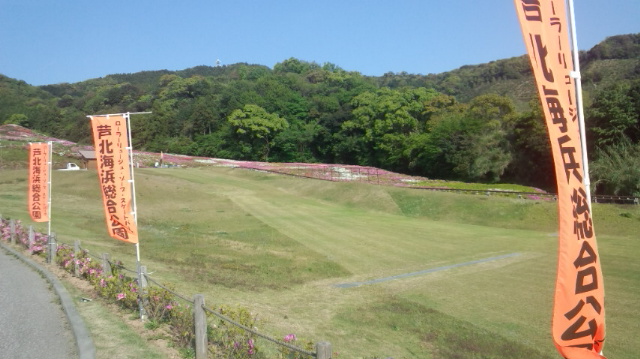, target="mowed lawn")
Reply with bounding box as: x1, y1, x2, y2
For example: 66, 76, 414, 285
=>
1, 166, 638, 358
